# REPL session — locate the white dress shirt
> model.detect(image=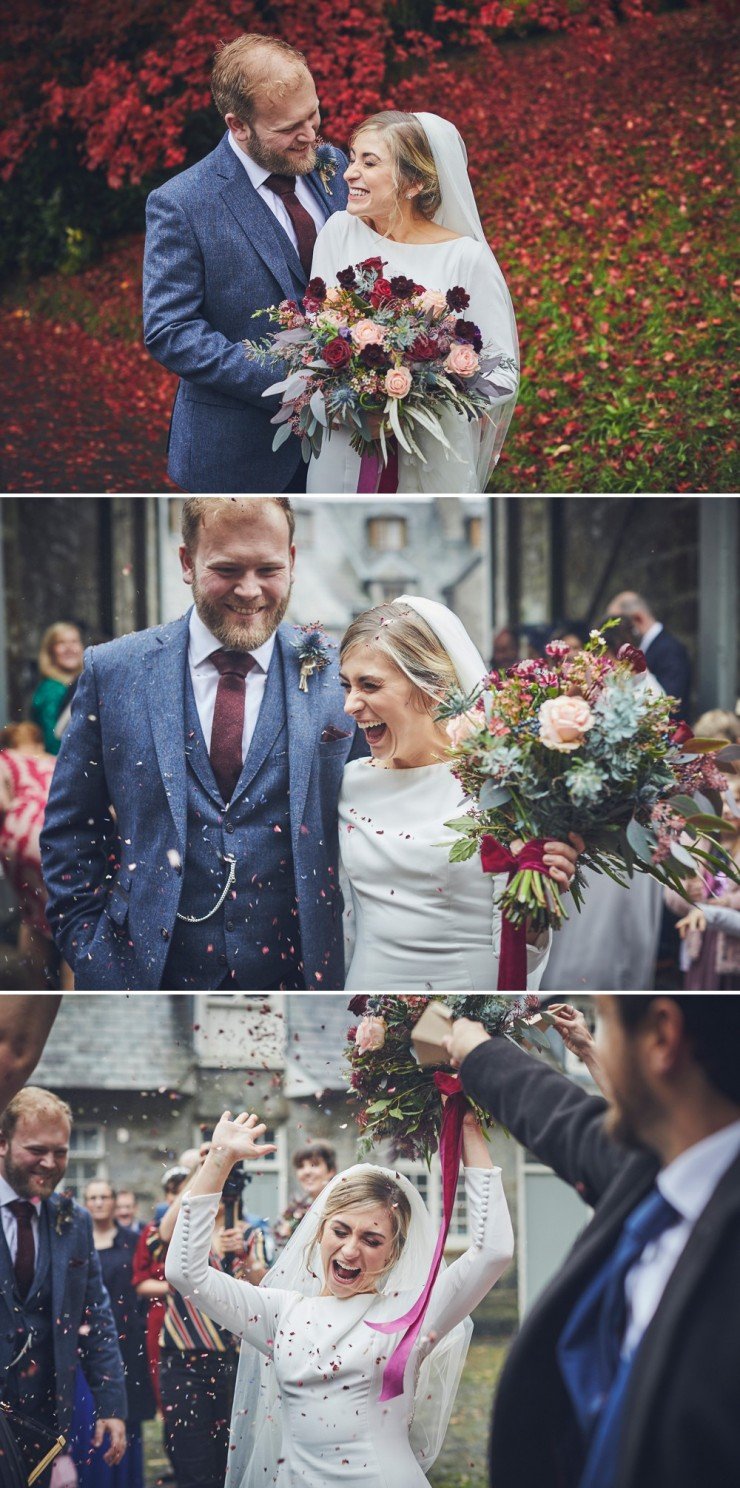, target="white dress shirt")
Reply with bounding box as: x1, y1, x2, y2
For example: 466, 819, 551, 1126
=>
227, 132, 326, 252
640, 620, 663, 655
0, 1172, 40, 1265
188, 608, 275, 761
622, 1118, 740, 1357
